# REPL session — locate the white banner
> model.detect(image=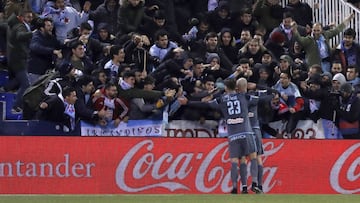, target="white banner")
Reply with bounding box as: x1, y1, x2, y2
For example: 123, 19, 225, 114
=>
267, 119, 325, 139
81, 120, 163, 136
164, 120, 219, 138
